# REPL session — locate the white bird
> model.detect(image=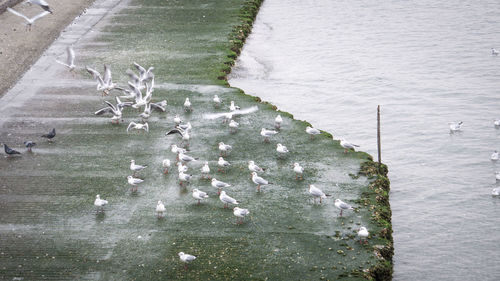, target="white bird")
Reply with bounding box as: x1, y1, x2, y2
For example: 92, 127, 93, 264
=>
126, 122, 149, 133
174, 115, 182, 125
178, 171, 192, 186
177, 162, 188, 173
166, 127, 190, 146
492, 188, 500, 196
131, 79, 154, 109
213, 95, 222, 108
229, 119, 239, 133
276, 143, 289, 158
7, 8, 50, 31
150, 100, 167, 112
55, 46, 76, 71
448, 121, 463, 132
219, 191, 239, 208
358, 227, 369, 244
127, 176, 143, 192
26, 0, 52, 13
305, 126, 321, 139
177, 122, 192, 131
335, 199, 353, 217
229, 101, 240, 111
340, 138, 359, 153
494, 119, 500, 127
201, 162, 211, 179
218, 157, 230, 172
203, 106, 258, 123
308, 184, 330, 204
491, 151, 499, 161
94, 194, 108, 213
139, 103, 152, 121
130, 160, 147, 176
86, 65, 122, 96
251, 172, 272, 192
170, 144, 186, 161
261, 128, 278, 142
233, 207, 250, 224
162, 159, 171, 174
192, 188, 209, 204
94, 99, 129, 124
211, 178, 231, 195
495, 172, 500, 181
218, 142, 232, 156
156, 200, 166, 218
274, 114, 283, 129
184, 98, 192, 112
492, 48, 499, 56
133, 62, 154, 83
248, 160, 265, 174
178, 152, 198, 164
178, 252, 196, 270
293, 162, 304, 180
